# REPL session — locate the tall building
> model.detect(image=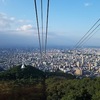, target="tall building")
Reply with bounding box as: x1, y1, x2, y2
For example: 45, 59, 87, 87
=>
76, 61, 80, 67
88, 62, 91, 71
98, 67, 100, 73
75, 68, 82, 75
81, 55, 84, 66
